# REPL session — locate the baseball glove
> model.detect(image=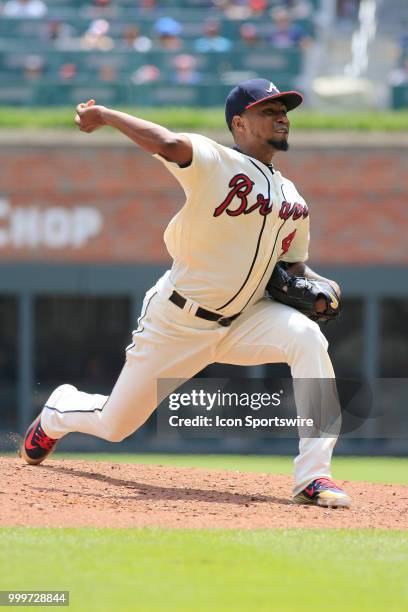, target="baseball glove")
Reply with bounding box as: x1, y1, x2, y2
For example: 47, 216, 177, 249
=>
266, 262, 341, 323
